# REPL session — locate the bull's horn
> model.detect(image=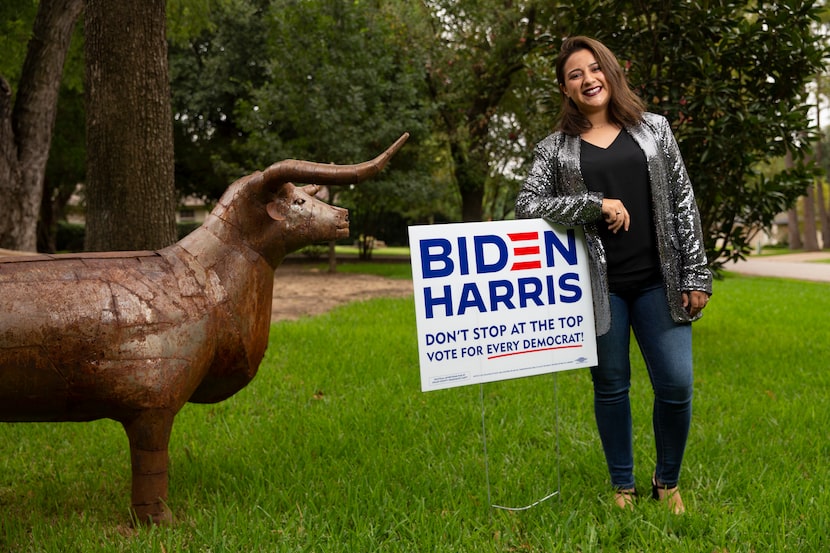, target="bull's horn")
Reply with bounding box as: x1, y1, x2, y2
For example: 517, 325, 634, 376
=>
263, 132, 409, 189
